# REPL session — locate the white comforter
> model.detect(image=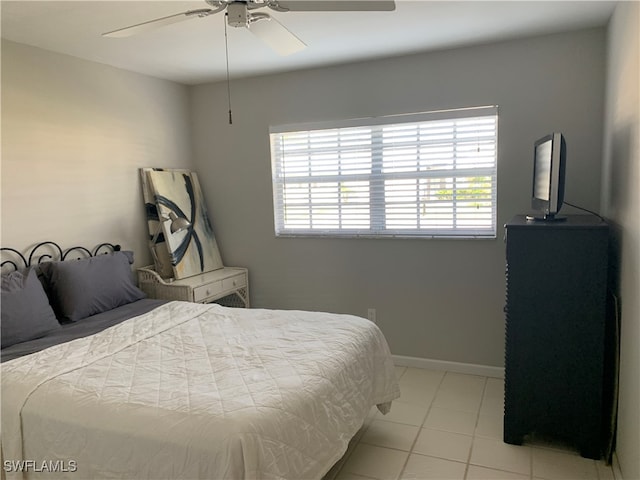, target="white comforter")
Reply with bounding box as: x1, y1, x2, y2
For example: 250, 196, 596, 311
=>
1, 302, 400, 480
